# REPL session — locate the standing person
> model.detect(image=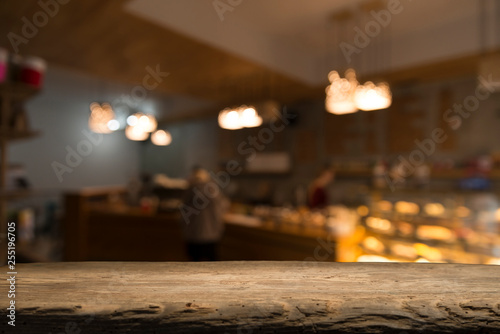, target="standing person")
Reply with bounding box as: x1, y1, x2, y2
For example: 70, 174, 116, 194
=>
308, 168, 335, 209
181, 166, 226, 261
